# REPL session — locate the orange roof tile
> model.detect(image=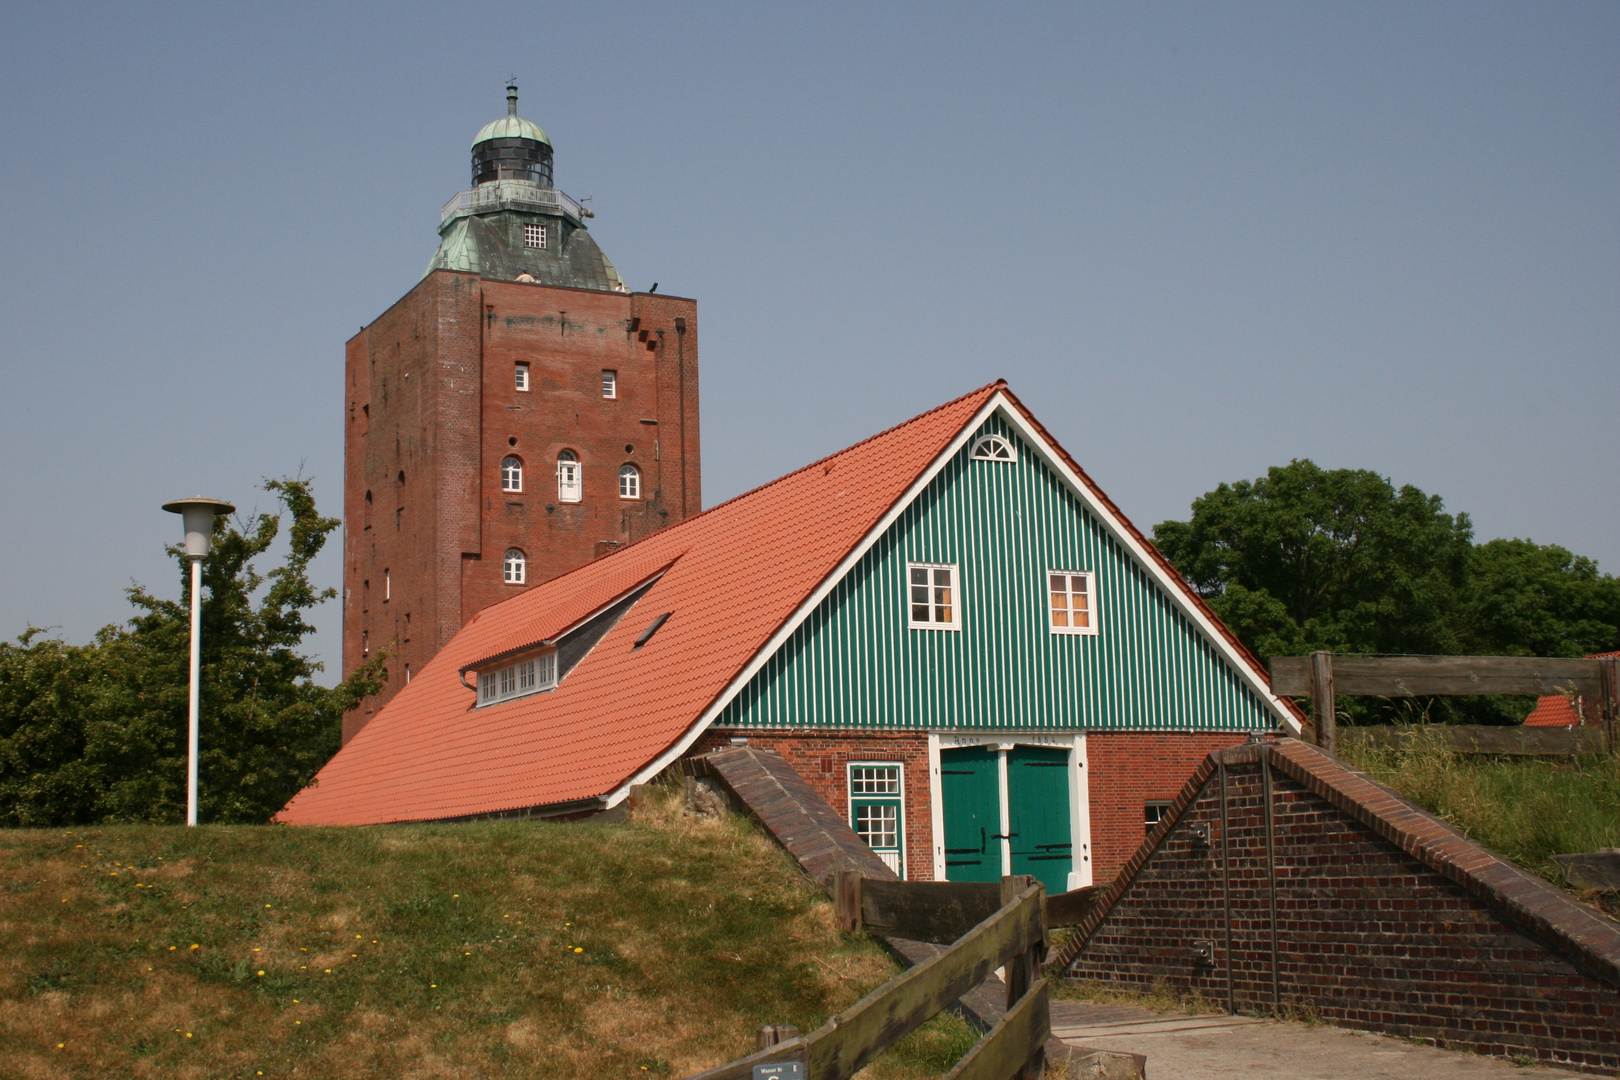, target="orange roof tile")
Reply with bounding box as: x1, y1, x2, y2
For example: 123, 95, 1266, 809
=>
1524, 651, 1619, 727
277, 383, 1004, 825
